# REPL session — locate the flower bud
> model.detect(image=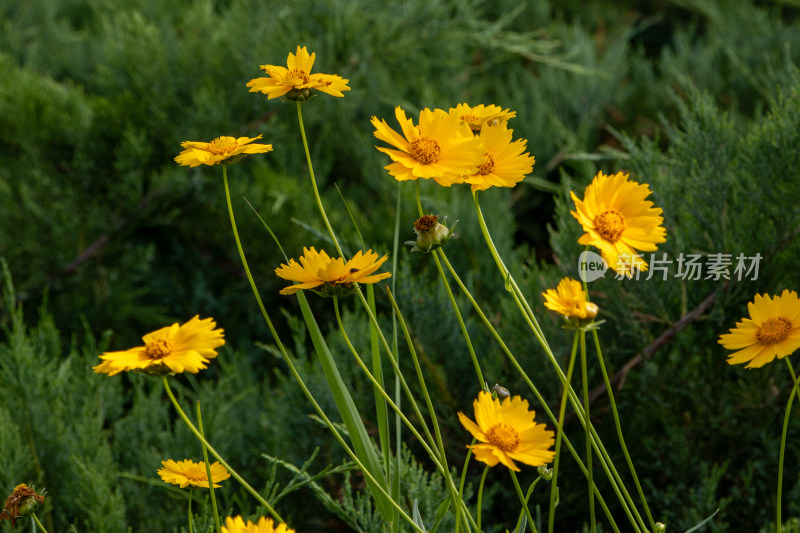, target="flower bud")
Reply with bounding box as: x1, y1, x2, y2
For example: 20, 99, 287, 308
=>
0, 484, 45, 526
491, 384, 510, 399
405, 215, 457, 253
282, 87, 315, 102
654, 522, 666, 532
537, 464, 553, 481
